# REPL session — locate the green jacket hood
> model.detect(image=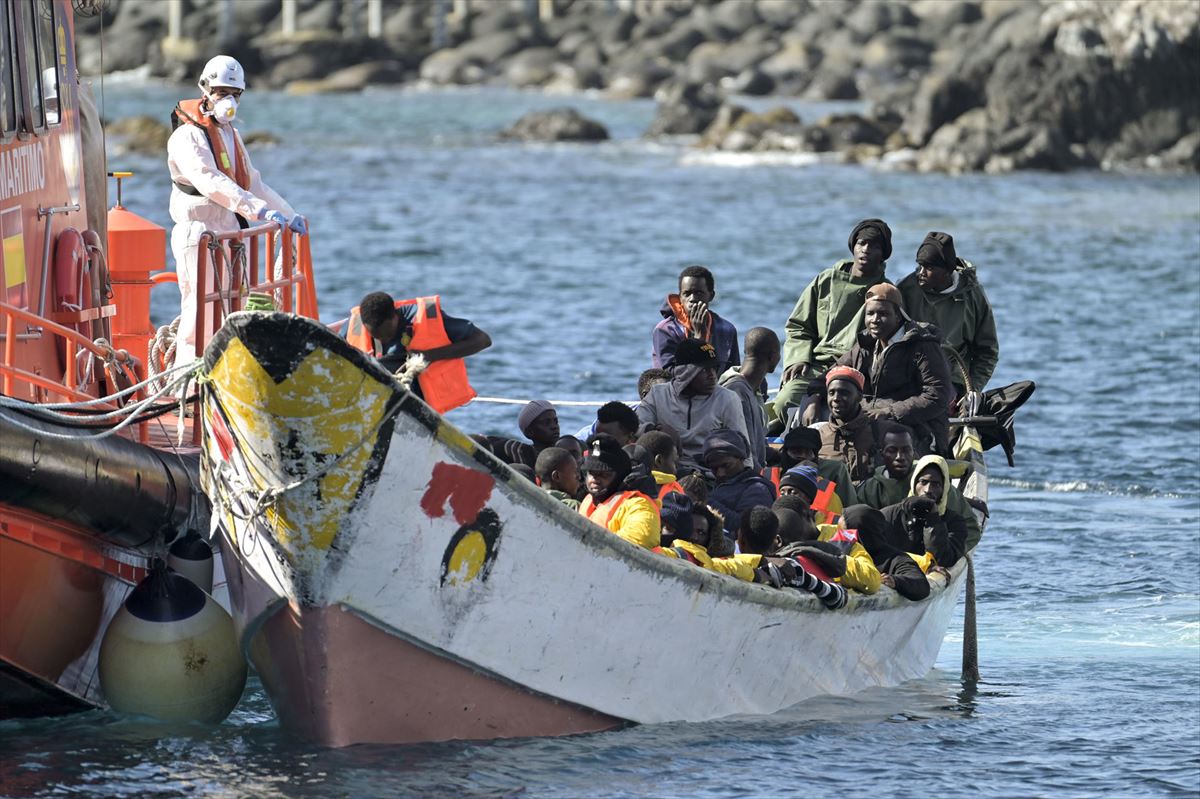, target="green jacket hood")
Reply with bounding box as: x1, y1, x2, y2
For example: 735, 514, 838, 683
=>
909, 454, 950, 515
